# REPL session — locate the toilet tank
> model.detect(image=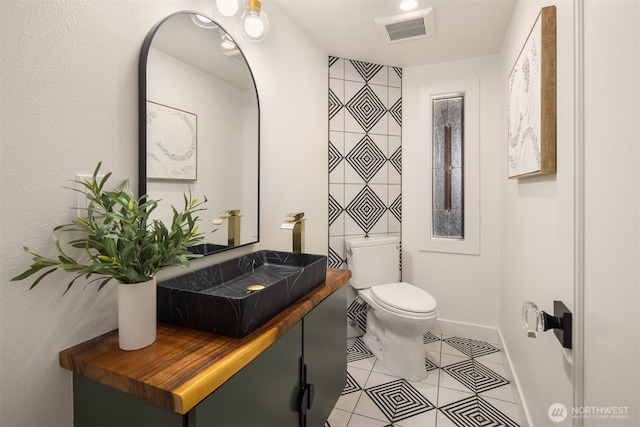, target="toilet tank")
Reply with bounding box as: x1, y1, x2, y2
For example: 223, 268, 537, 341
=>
345, 236, 400, 289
